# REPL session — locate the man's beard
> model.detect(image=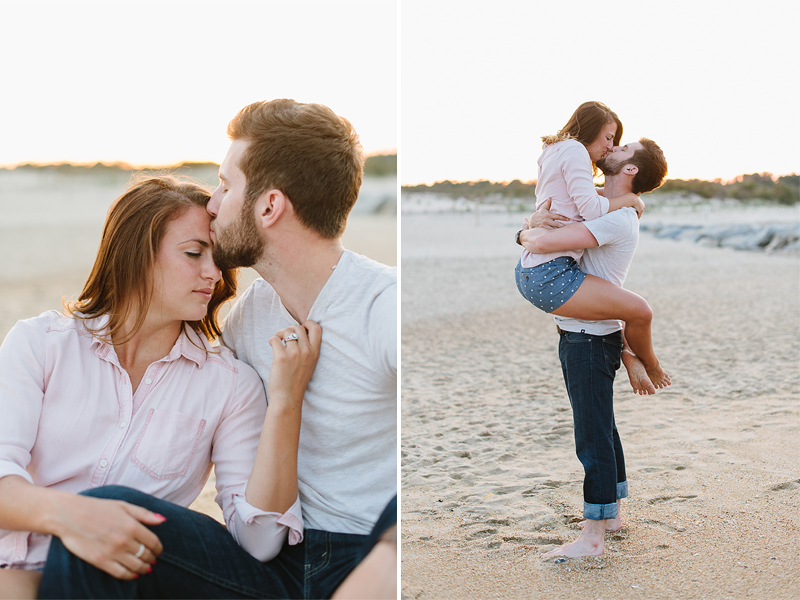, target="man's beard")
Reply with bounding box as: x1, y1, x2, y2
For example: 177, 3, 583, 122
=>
596, 155, 623, 176
211, 201, 264, 271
